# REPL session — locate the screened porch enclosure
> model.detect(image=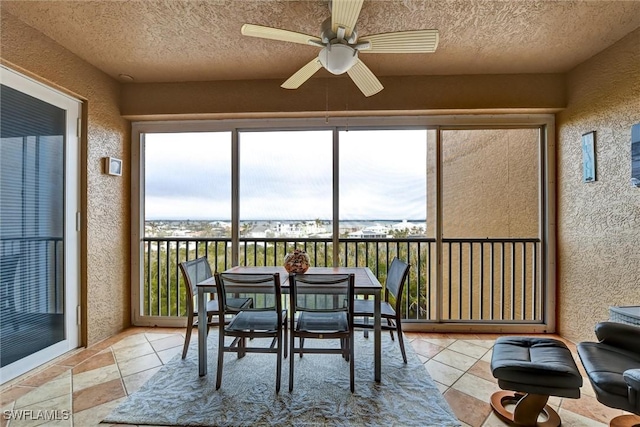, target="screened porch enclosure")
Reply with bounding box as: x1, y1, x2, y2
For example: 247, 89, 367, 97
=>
133, 120, 549, 330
